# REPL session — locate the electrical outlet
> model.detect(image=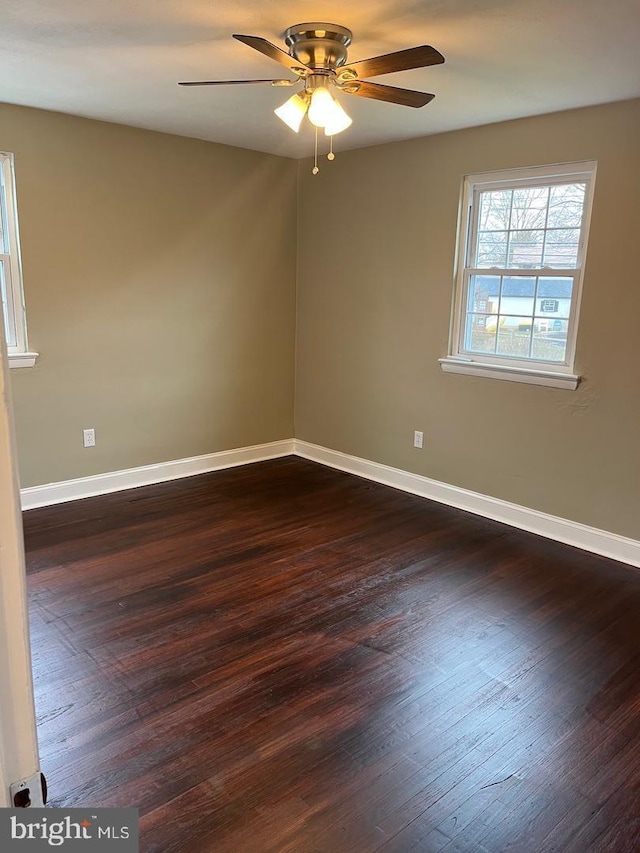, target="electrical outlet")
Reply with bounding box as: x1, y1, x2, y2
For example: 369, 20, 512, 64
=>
413, 430, 423, 449
83, 428, 96, 448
